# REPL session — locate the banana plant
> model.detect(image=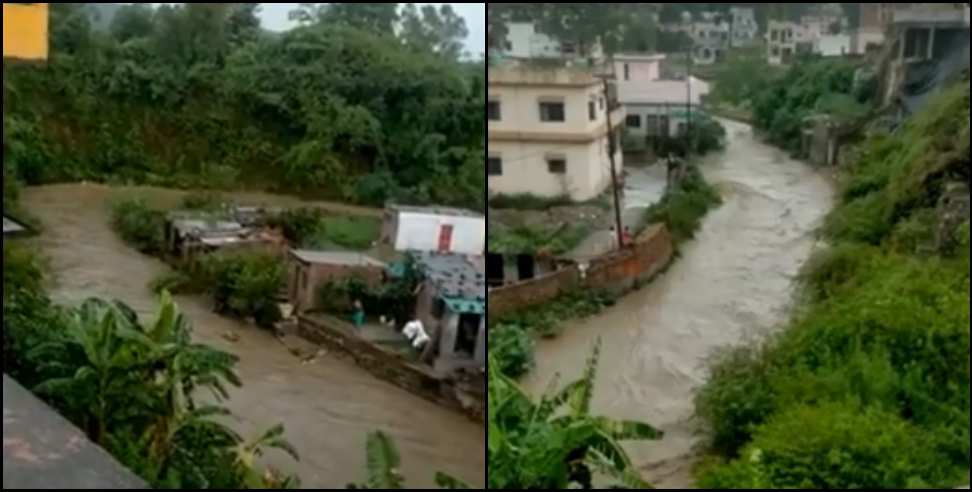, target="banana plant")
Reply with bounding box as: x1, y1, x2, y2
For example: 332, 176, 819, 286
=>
347, 431, 471, 489
488, 338, 663, 489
